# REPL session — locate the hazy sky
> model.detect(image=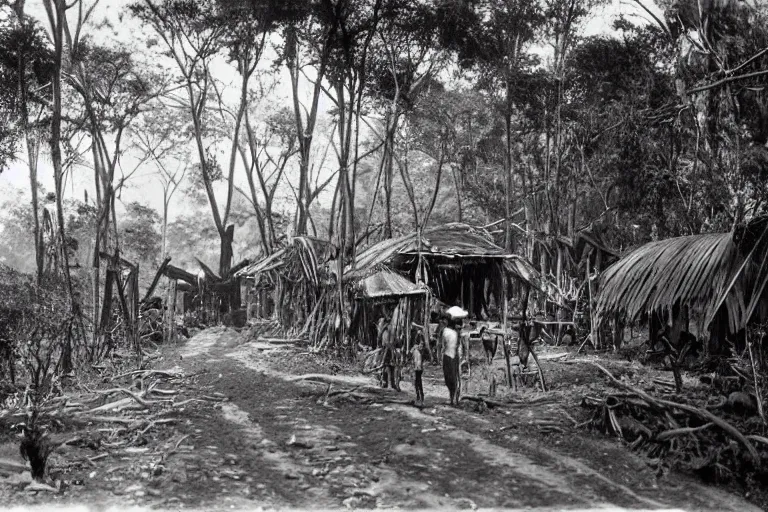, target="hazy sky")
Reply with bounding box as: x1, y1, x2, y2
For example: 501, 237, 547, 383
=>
0, 0, 665, 223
